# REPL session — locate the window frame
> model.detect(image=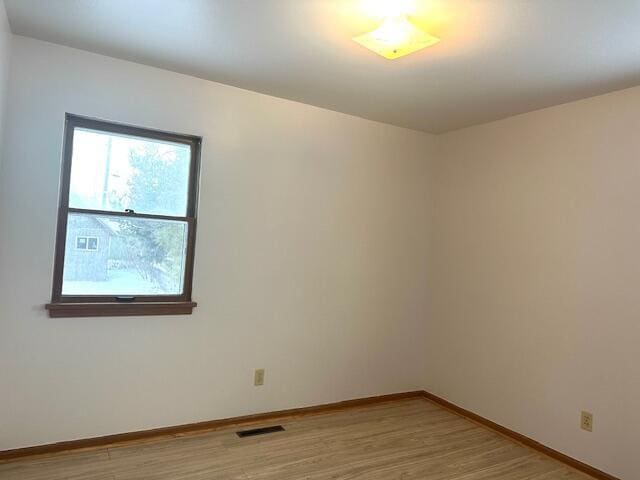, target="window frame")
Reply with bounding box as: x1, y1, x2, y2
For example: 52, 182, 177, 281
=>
46, 114, 201, 318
